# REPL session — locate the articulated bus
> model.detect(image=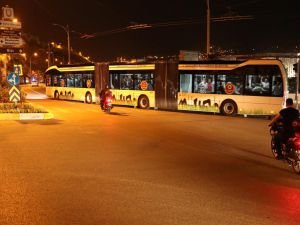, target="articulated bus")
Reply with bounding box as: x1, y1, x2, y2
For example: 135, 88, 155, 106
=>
45, 59, 287, 116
